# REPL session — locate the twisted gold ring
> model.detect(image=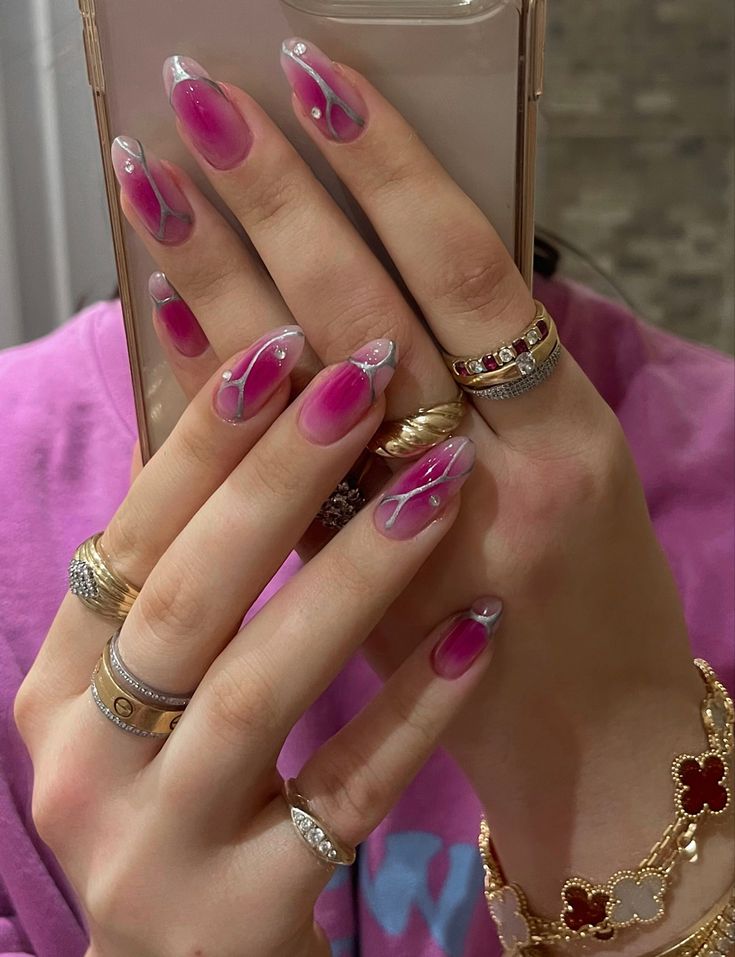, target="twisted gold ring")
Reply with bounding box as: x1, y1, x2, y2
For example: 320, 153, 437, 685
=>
367, 391, 467, 459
